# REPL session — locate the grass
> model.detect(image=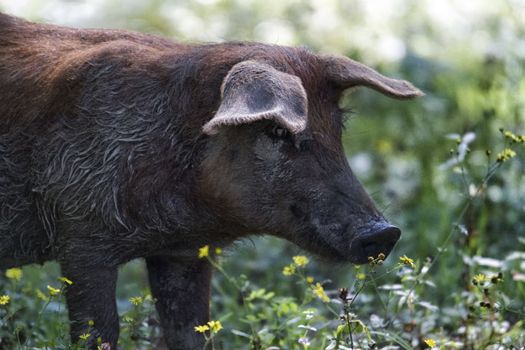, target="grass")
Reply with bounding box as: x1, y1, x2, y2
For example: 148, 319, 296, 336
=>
1, 130, 524, 349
